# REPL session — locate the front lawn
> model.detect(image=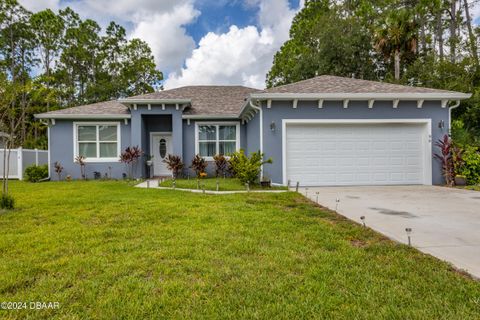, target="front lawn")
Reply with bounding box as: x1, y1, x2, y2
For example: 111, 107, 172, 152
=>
1, 181, 480, 319
159, 177, 287, 191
